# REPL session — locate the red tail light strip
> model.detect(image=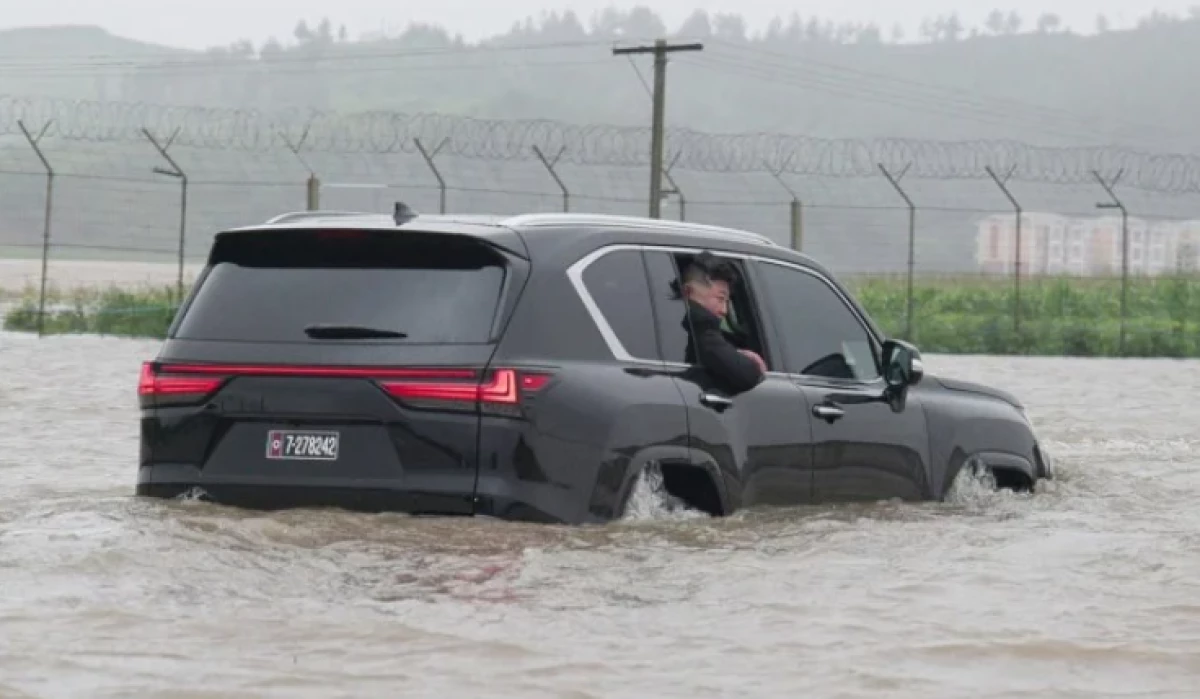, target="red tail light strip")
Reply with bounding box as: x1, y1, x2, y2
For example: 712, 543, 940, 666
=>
380, 369, 531, 404
138, 362, 224, 397
155, 363, 476, 380
138, 362, 551, 406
